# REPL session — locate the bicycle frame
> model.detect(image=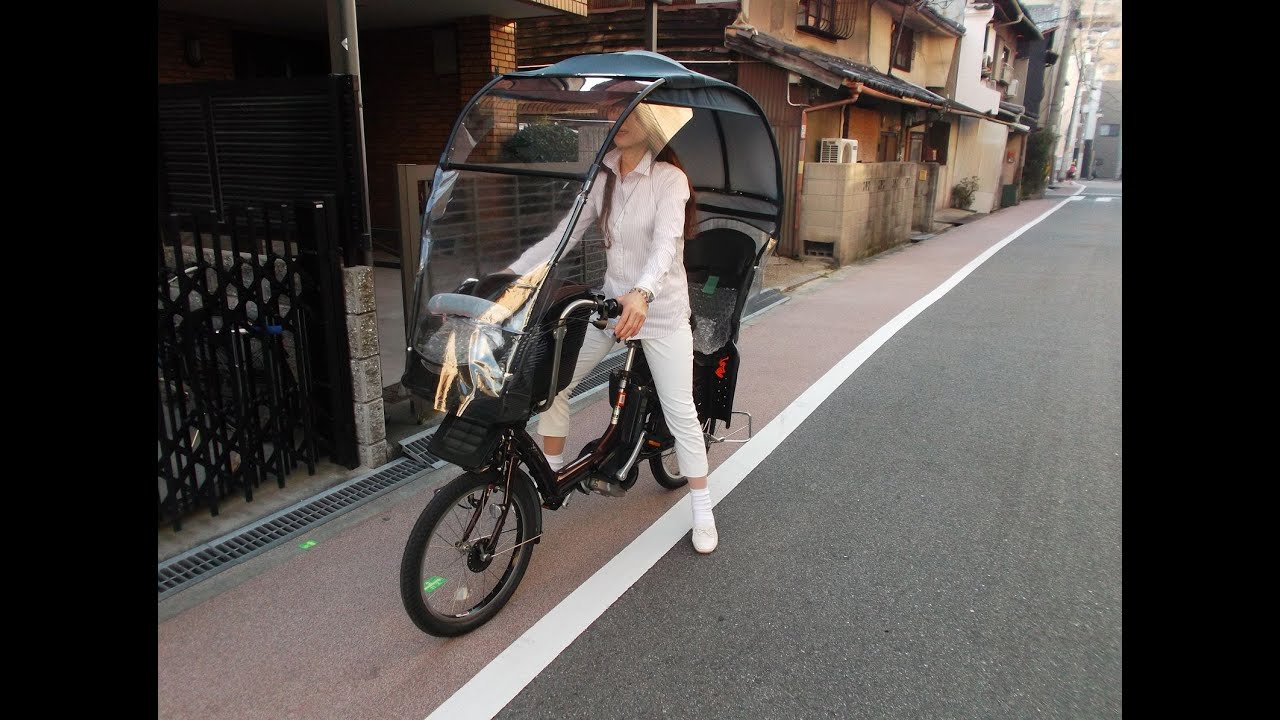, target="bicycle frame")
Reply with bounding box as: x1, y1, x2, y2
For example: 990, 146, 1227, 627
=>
512, 343, 657, 504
